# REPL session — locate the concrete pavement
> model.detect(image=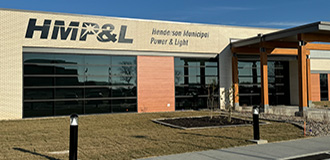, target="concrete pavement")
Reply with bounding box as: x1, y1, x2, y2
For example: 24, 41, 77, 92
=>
139, 136, 330, 160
